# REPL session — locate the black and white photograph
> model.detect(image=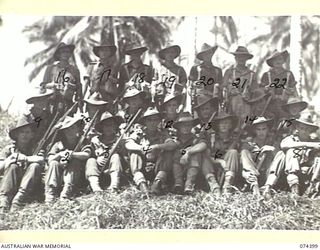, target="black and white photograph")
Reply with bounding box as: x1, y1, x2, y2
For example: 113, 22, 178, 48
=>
0, 15, 320, 230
